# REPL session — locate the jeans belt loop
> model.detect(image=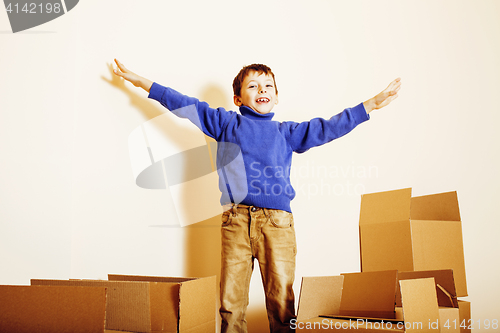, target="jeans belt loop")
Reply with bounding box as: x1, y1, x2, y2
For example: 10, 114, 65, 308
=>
231, 203, 238, 217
